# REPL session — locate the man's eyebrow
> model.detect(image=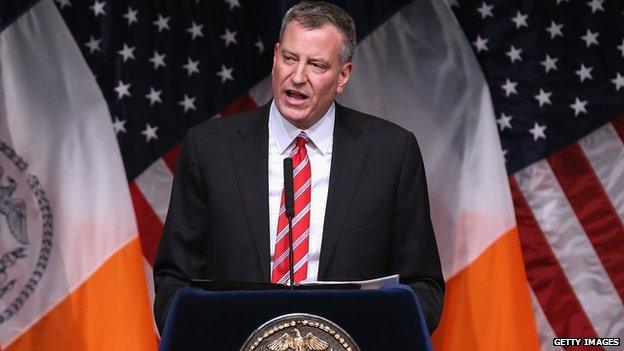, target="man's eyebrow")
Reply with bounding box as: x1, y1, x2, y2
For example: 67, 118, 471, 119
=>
309, 58, 329, 65
280, 48, 330, 65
